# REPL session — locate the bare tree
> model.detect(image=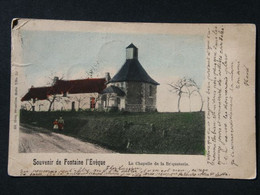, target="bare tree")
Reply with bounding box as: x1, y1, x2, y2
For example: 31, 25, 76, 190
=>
86, 61, 100, 78
28, 100, 34, 111
47, 95, 62, 111
168, 77, 203, 112
186, 78, 204, 112
168, 78, 188, 112
46, 76, 64, 112
74, 95, 88, 110
22, 100, 35, 111
45, 73, 65, 86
